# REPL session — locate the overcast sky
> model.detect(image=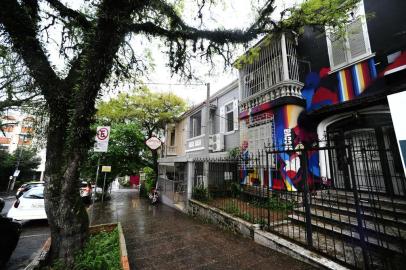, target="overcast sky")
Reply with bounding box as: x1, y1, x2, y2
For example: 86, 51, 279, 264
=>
47, 0, 302, 105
